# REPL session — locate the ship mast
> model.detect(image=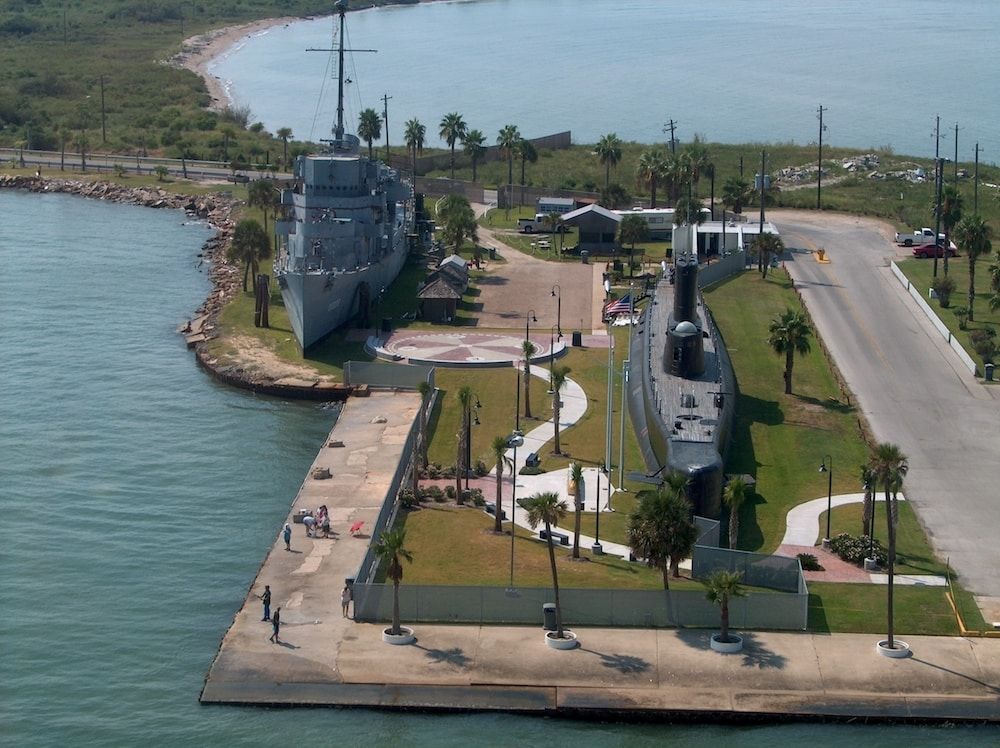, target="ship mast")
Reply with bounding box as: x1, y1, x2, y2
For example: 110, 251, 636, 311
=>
334, 0, 347, 141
